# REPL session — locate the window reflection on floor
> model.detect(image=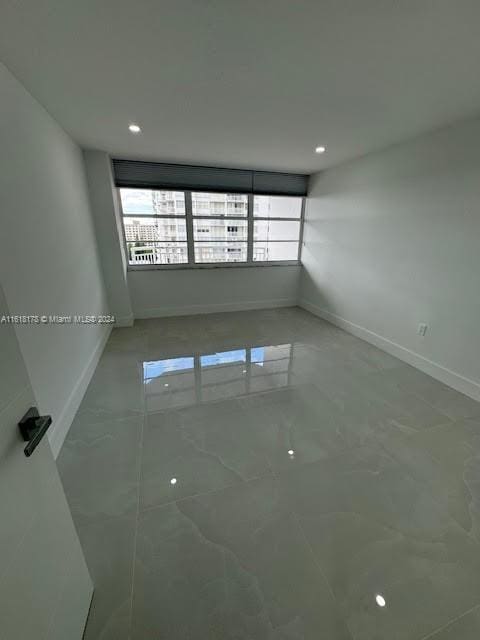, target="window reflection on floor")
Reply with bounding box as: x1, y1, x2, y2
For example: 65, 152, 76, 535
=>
143, 344, 293, 412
